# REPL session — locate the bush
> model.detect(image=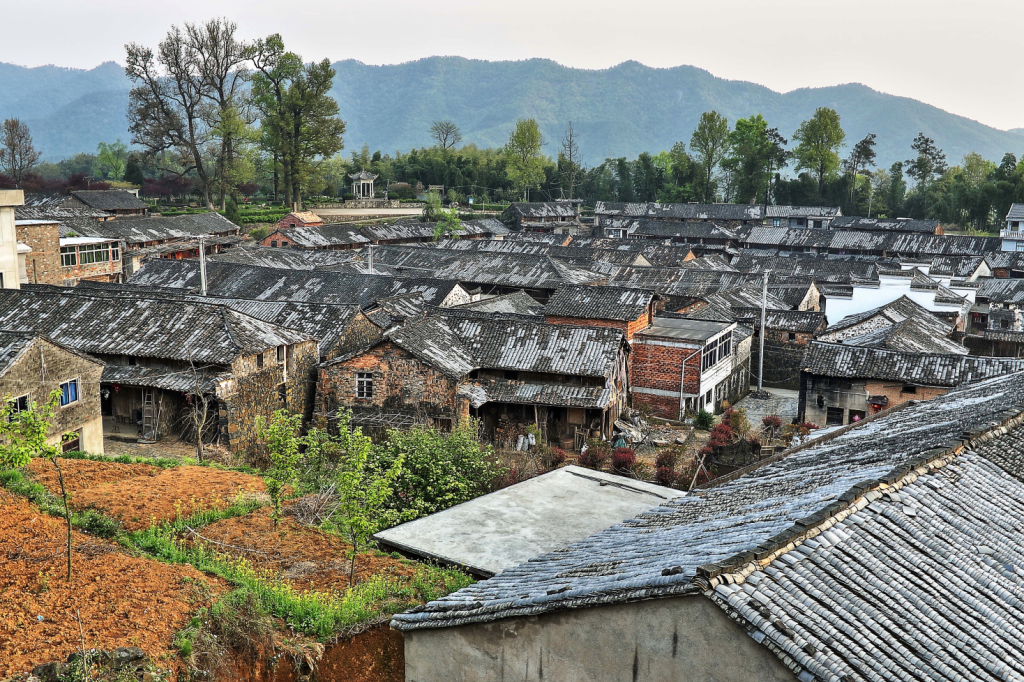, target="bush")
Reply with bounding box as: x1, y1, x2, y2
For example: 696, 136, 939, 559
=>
545, 447, 569, 468
655, 466, 679, 487
655, 448, 680, 470
611, 448, 637, 474
762, 415, 783, 430
693, 409, 715, 430
578, 440, 610, 469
